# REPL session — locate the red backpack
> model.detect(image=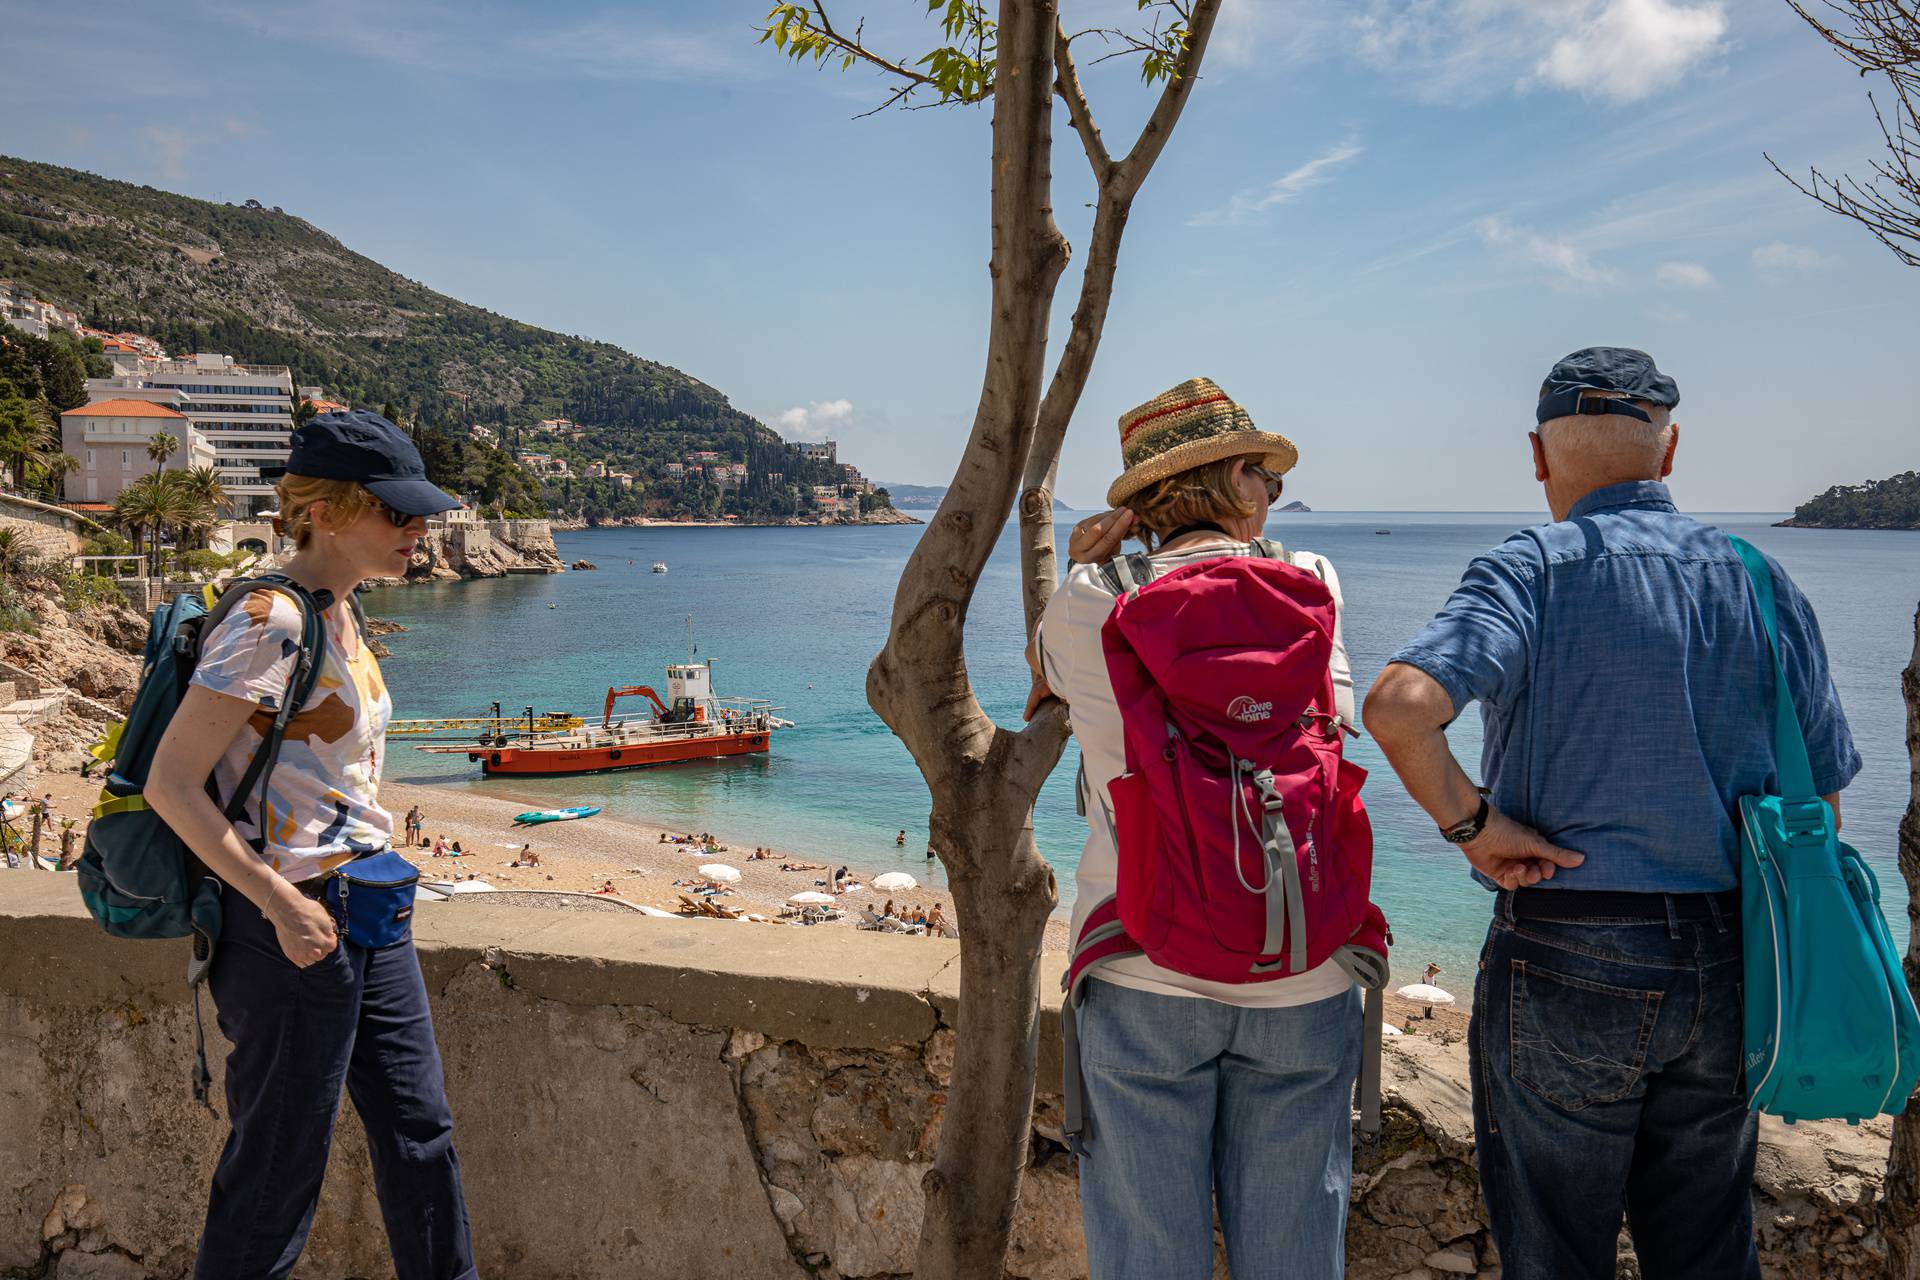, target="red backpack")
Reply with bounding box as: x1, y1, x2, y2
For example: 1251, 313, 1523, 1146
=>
1061, 540, 1392, 1151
